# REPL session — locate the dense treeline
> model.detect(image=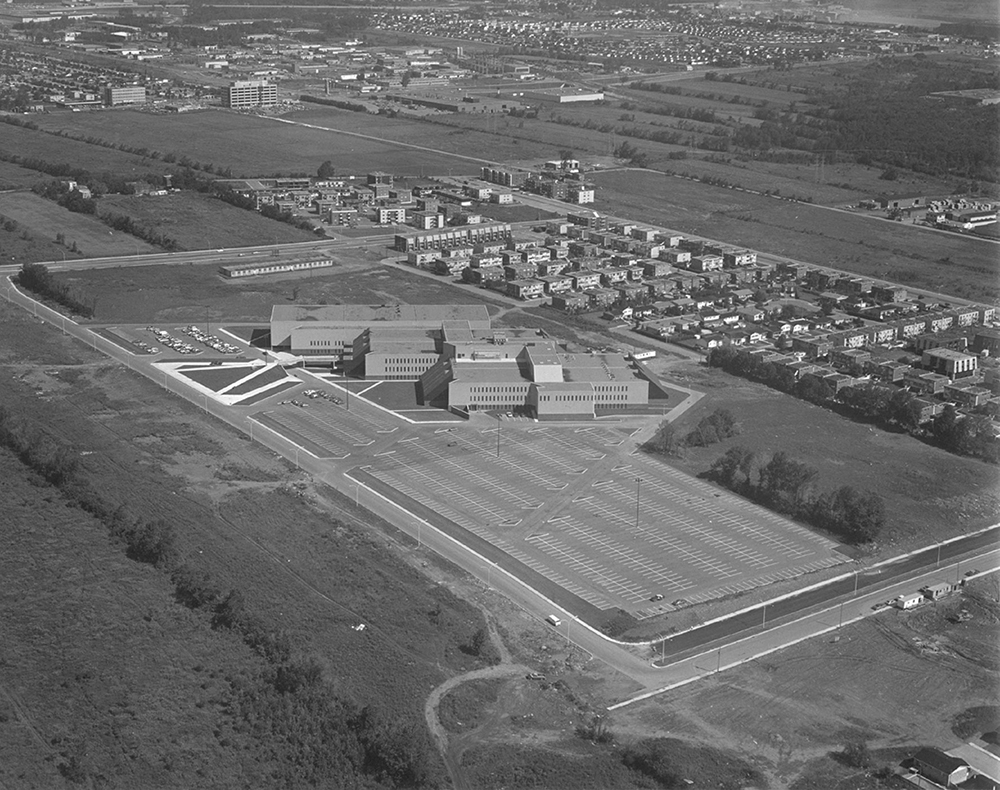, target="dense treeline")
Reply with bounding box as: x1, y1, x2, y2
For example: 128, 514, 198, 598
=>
705, 446, 887, 544
707, 346, 999, 464
16, 261, 93, 317
0, 402, 438, 788
739, 57, 1000, 181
